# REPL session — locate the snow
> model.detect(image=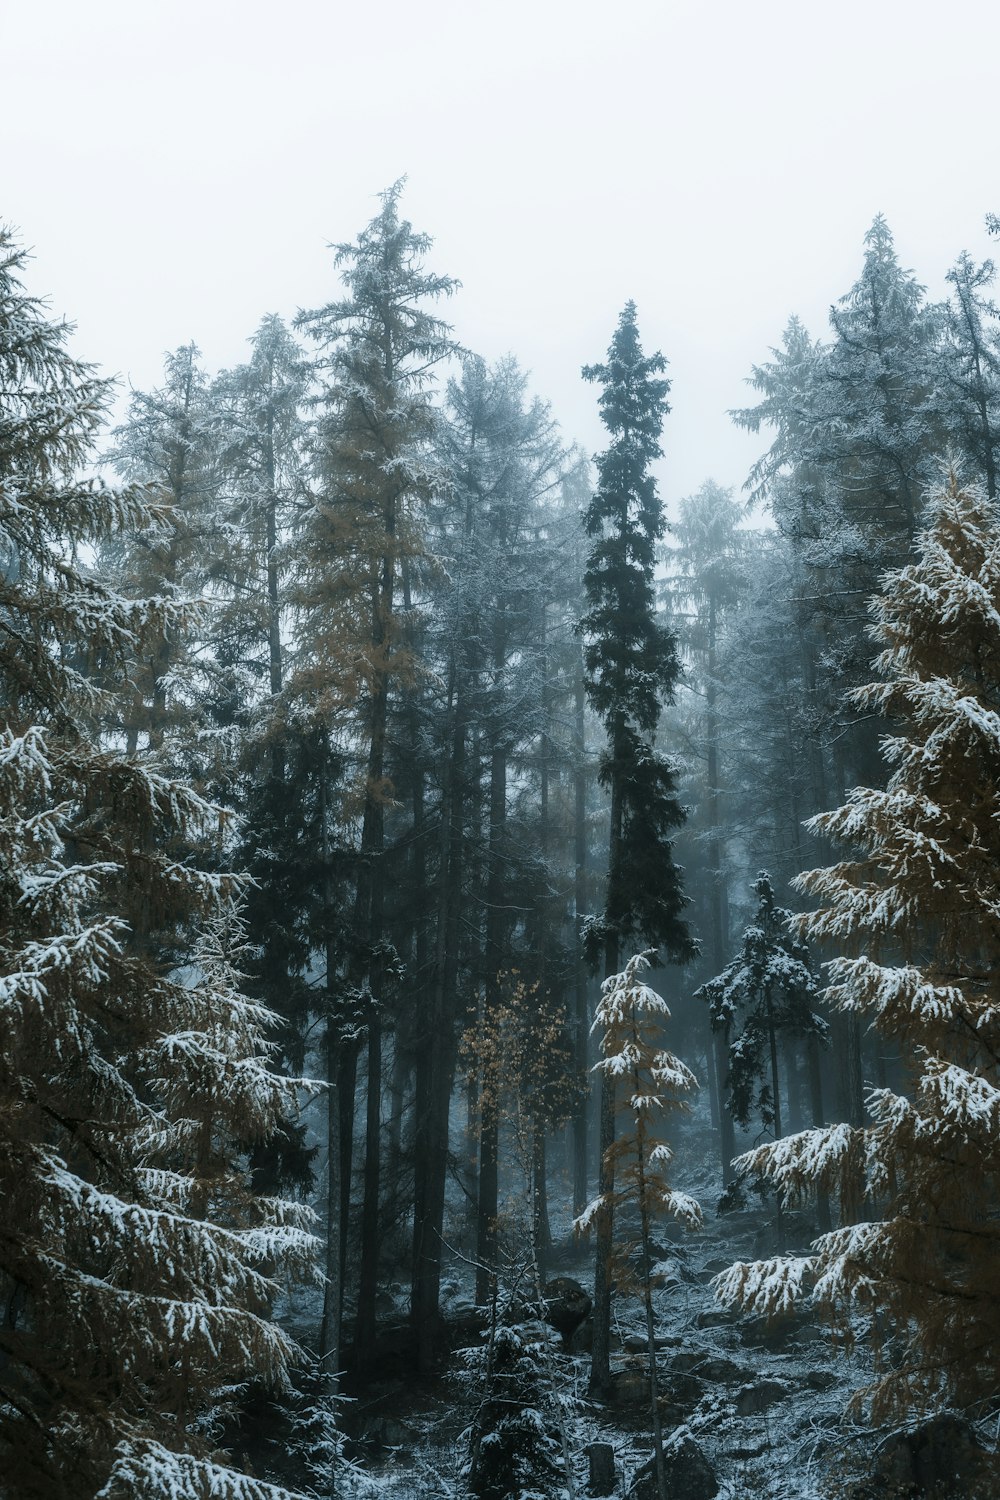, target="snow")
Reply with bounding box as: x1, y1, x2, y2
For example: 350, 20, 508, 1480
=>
96, 1440, 308, 1500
